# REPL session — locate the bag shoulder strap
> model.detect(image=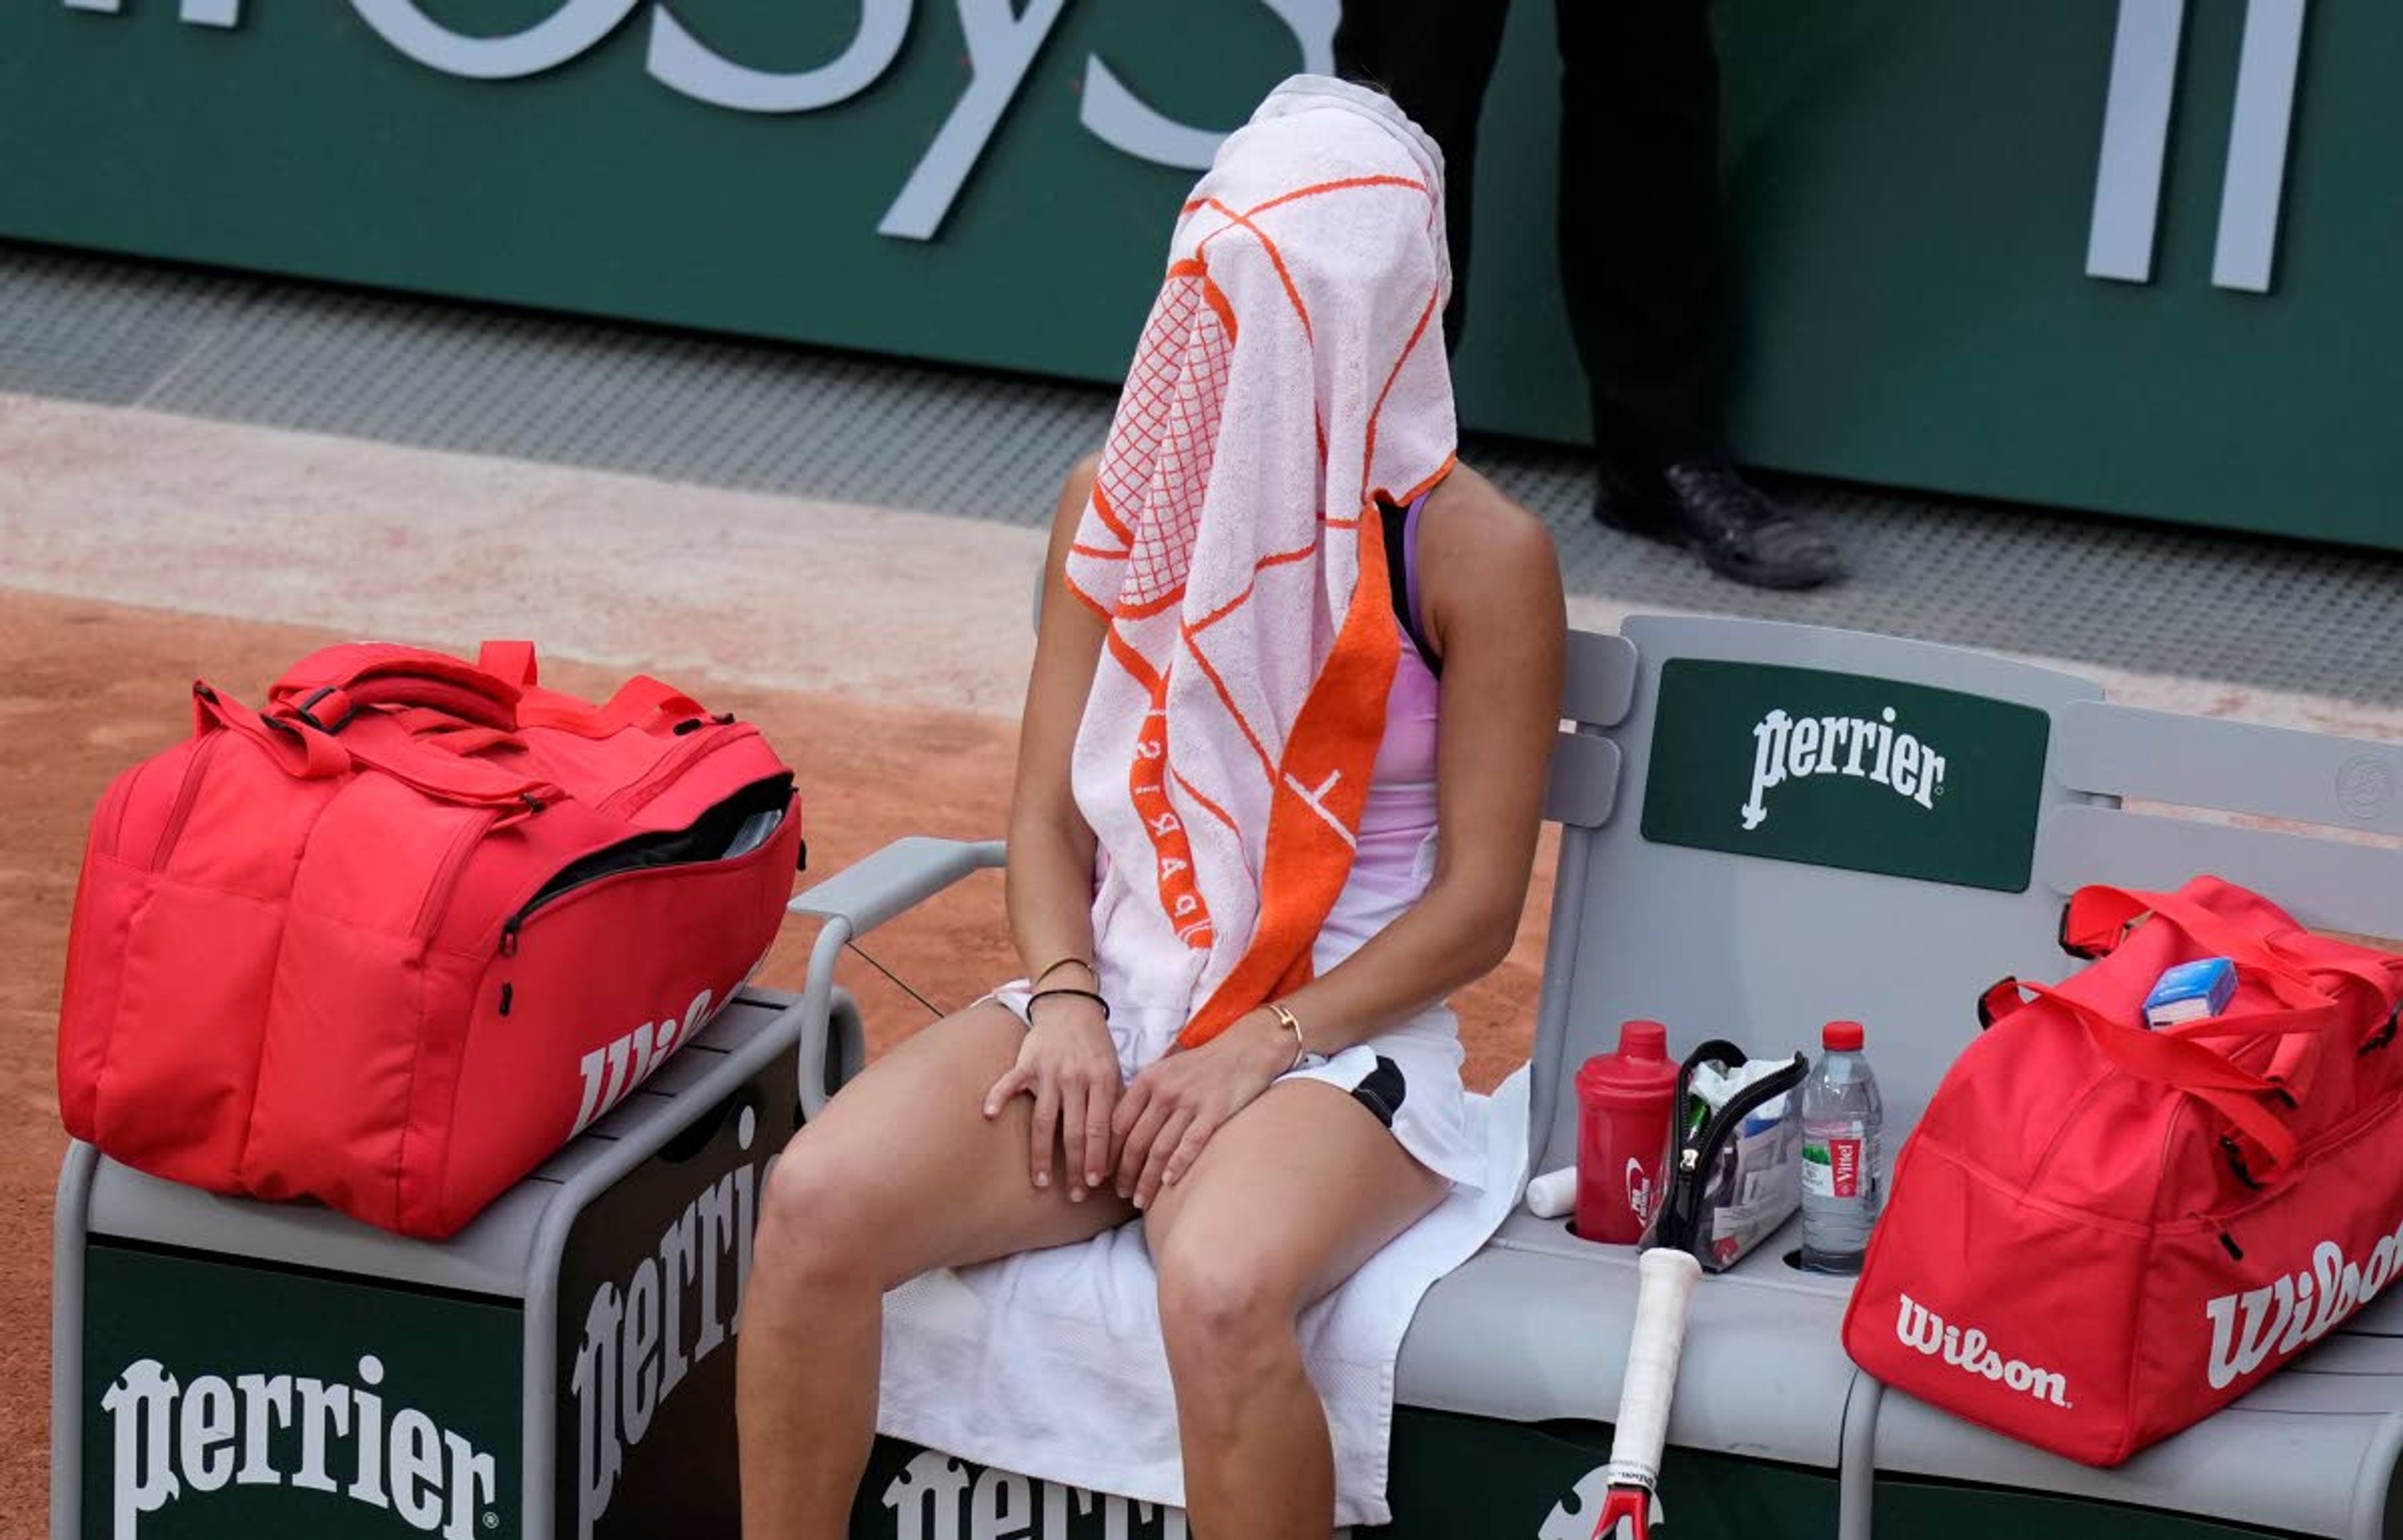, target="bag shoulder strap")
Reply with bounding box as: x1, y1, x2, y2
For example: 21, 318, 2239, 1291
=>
478, 639, 712, 740
477, 640, 539, 688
